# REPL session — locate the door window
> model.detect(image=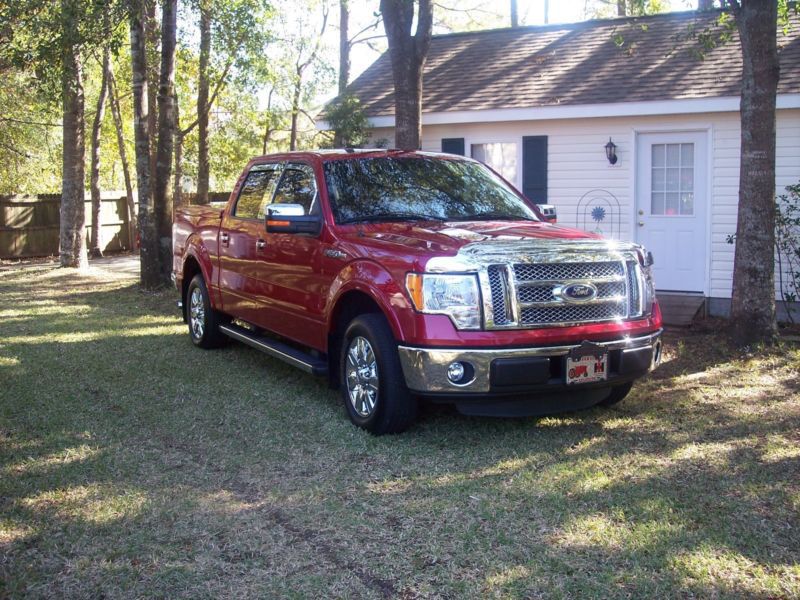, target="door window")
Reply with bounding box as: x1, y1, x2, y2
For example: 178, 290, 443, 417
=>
233, 165, 281, 219
270, 164, 318, 214
471, 142, 518, 185
651, 143, 694, 216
